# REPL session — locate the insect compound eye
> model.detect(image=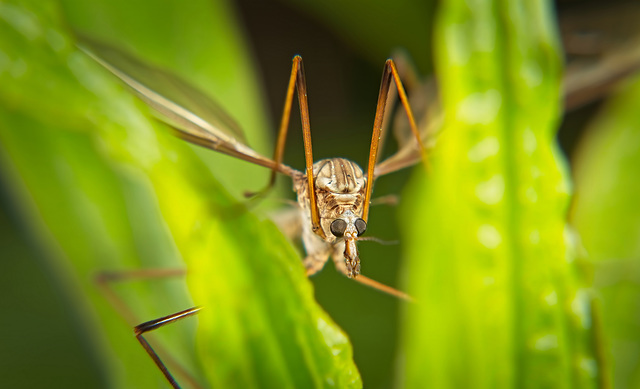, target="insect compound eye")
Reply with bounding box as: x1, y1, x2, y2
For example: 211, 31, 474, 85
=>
354, 218, 367, 236
330, 219, 347, 237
